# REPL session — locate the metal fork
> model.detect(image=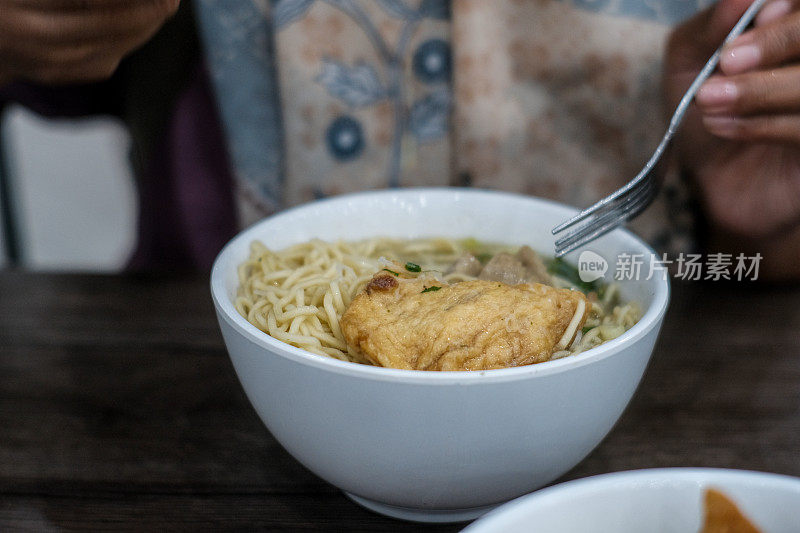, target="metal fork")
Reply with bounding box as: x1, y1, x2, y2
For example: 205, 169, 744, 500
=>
551, 0, 769, 257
